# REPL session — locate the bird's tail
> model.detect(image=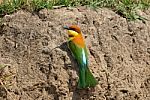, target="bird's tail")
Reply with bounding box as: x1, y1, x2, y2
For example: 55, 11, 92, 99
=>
77, 67, 98, 89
